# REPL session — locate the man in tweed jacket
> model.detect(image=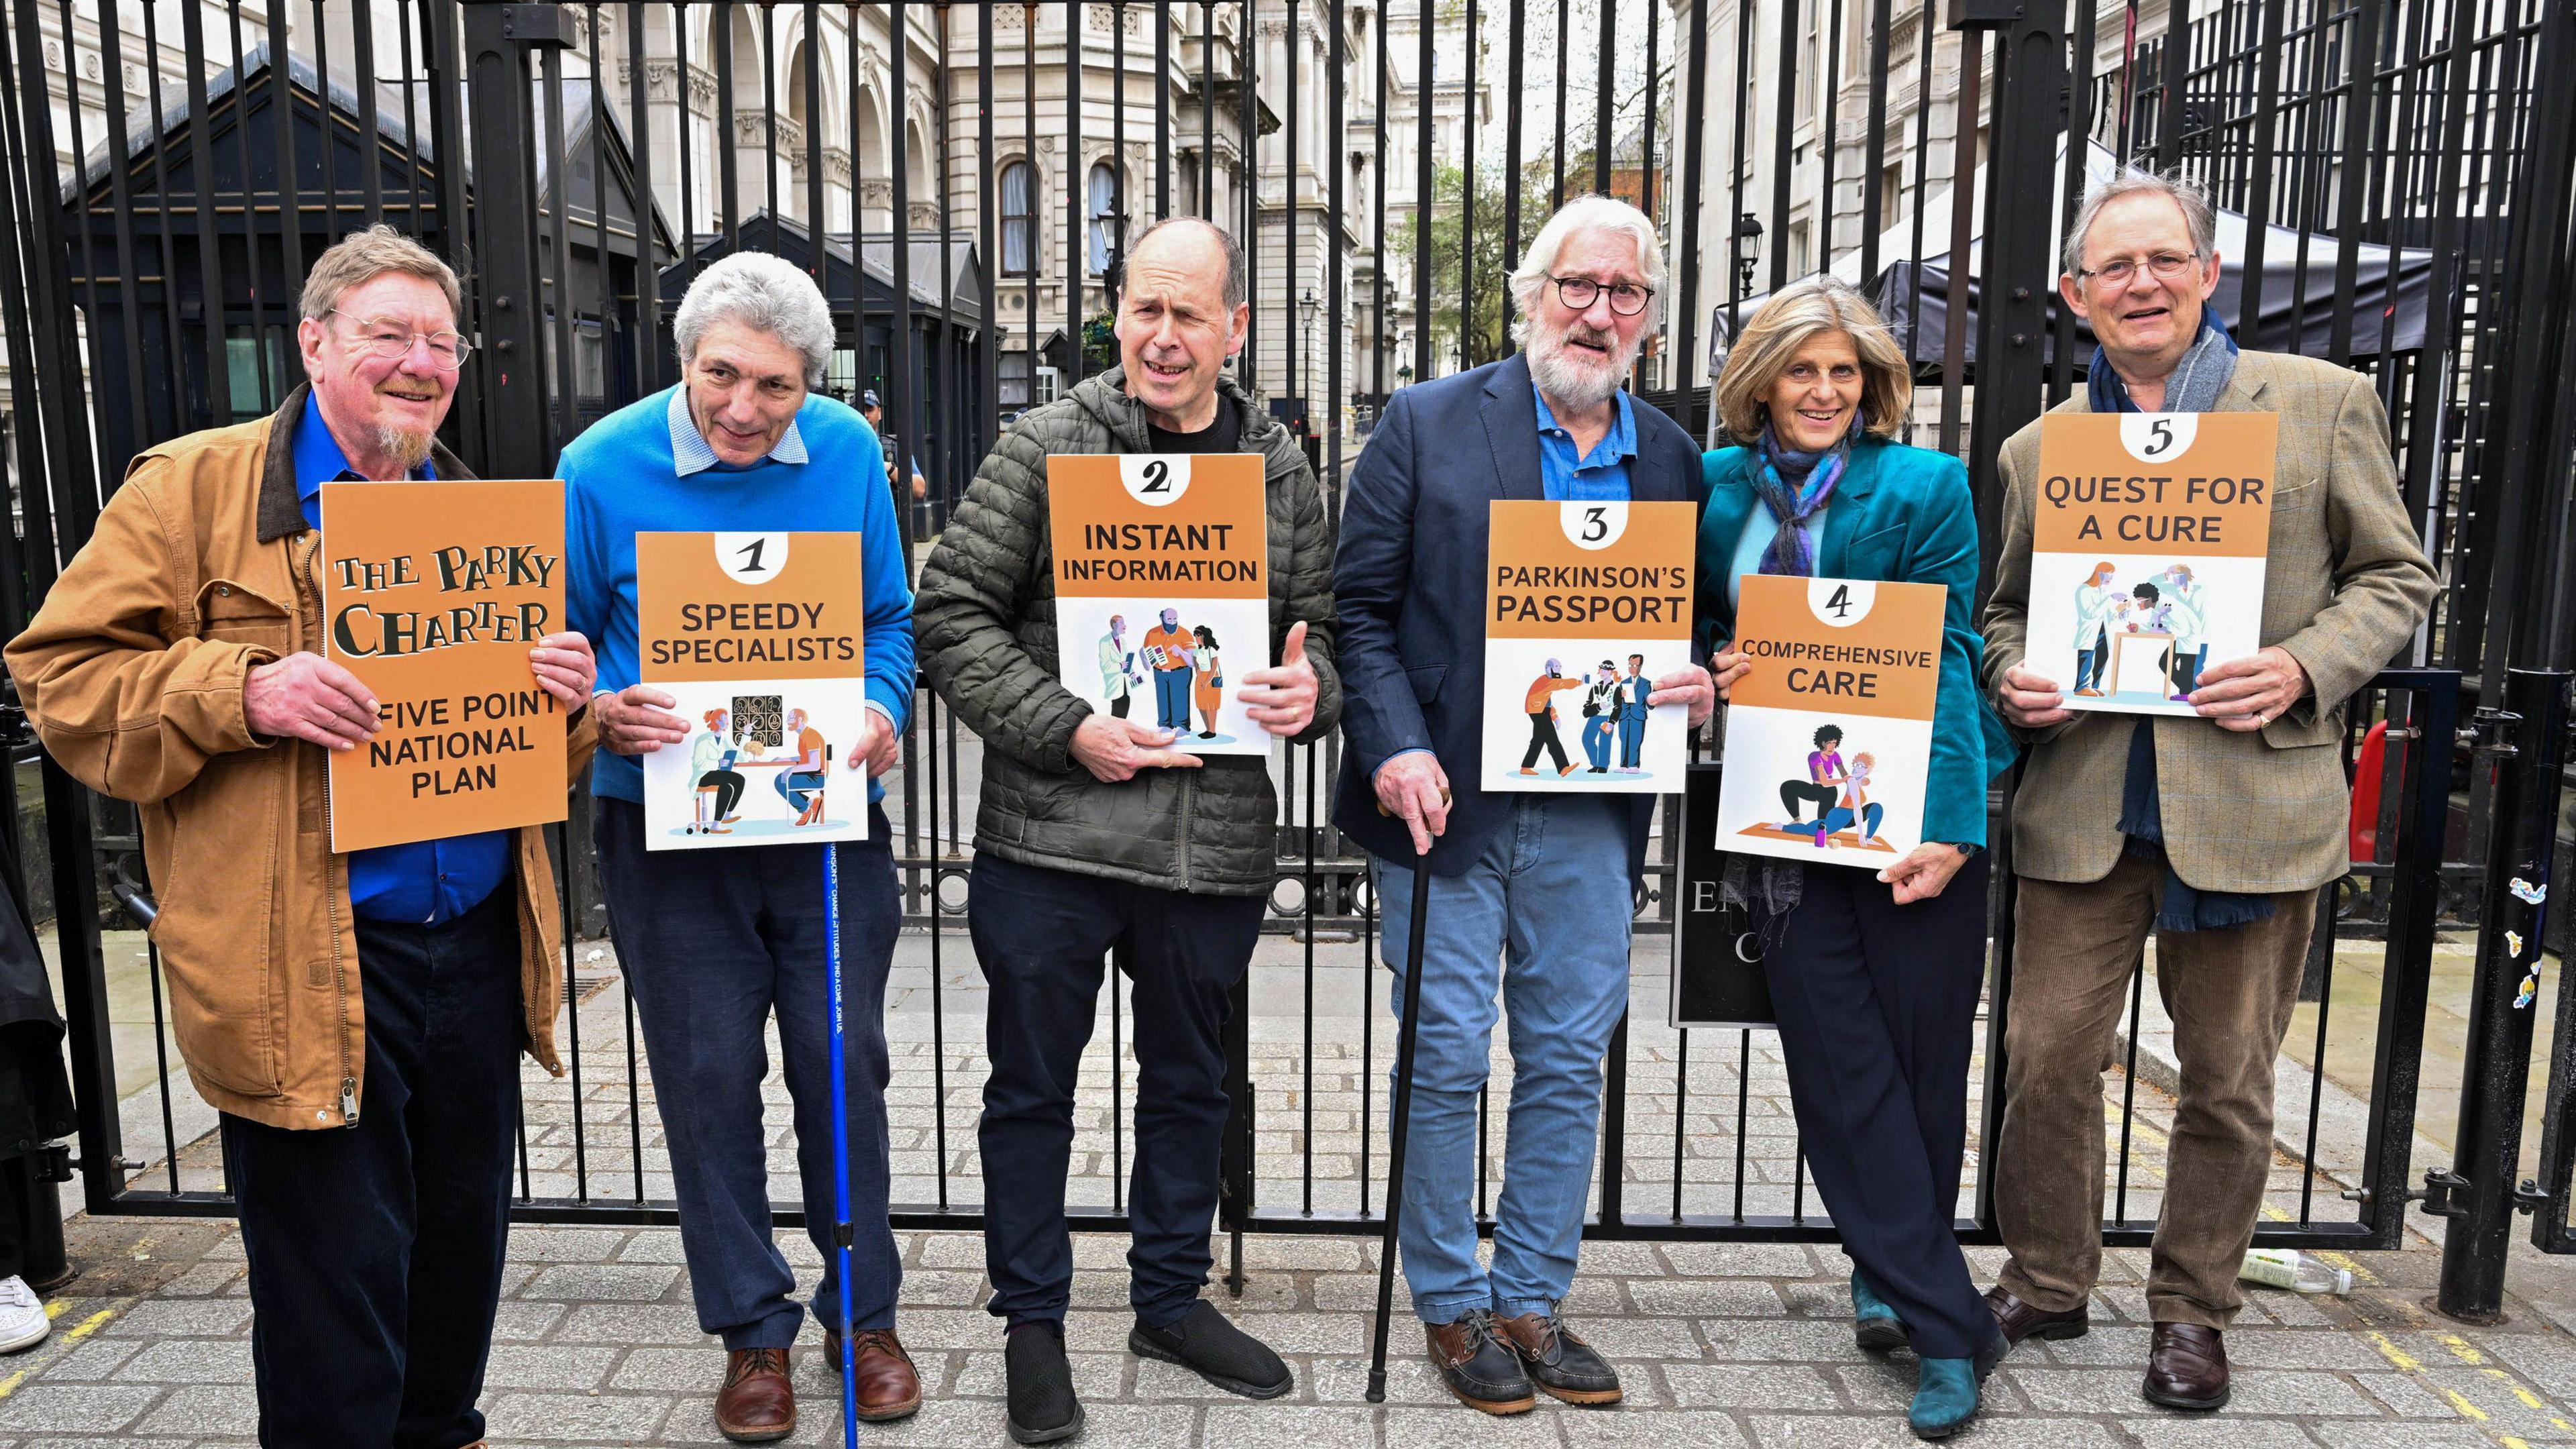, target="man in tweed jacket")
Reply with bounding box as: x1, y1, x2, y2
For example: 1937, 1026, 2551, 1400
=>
1978, 171, 2435, 1411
